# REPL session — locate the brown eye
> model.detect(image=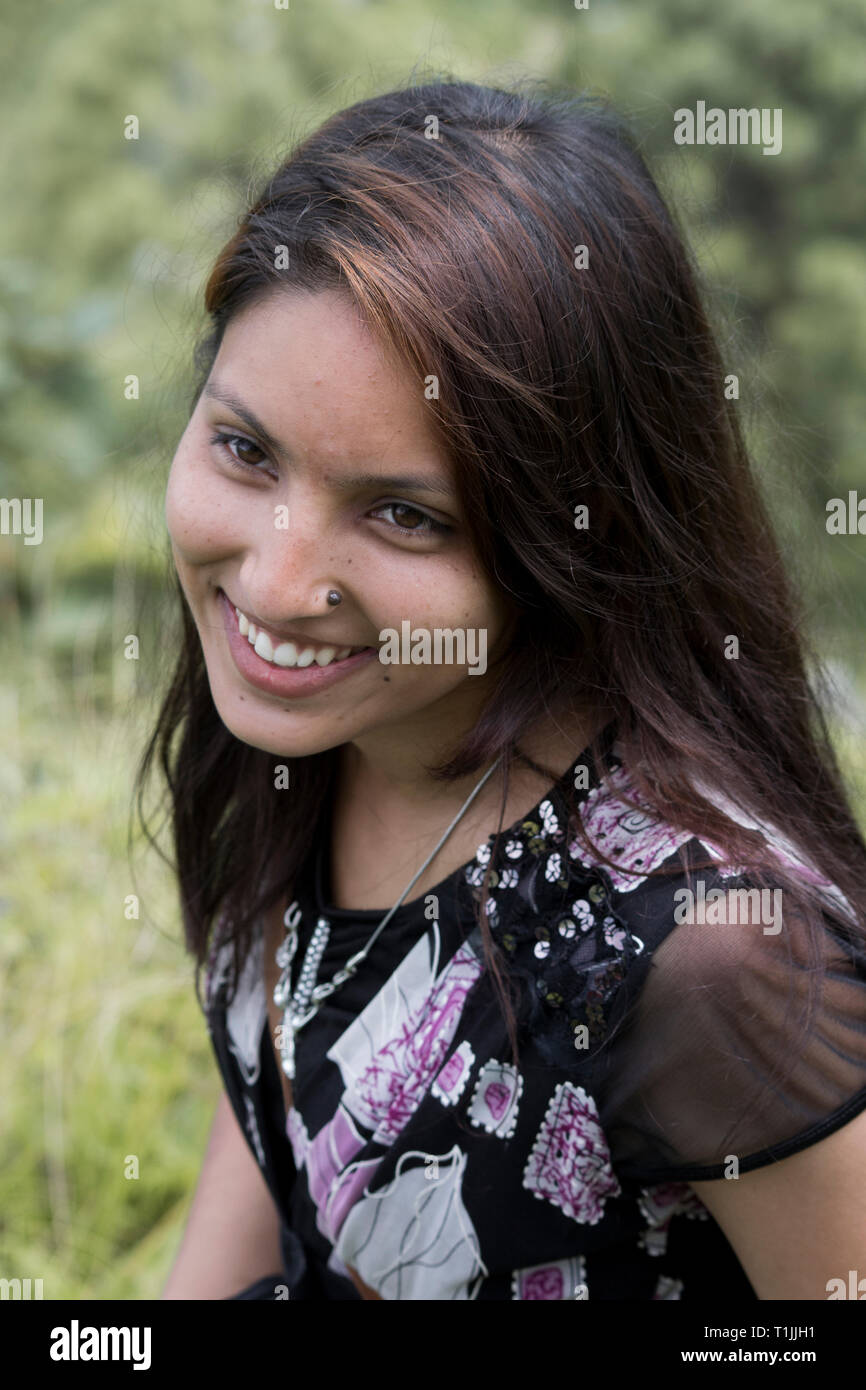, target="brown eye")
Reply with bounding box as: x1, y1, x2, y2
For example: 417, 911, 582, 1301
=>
210, 432, 268, 471
372, 502, 451, 538
391, 504, 425, 529
233, 437, 265, 465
